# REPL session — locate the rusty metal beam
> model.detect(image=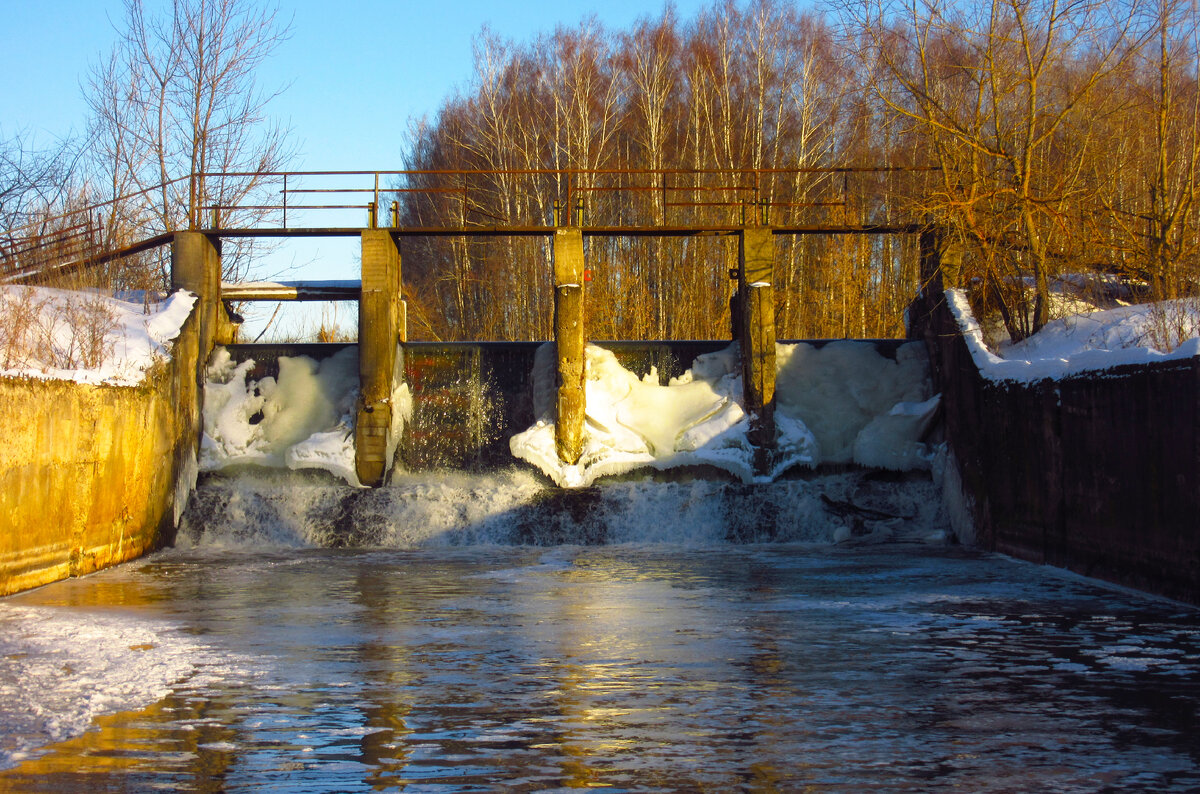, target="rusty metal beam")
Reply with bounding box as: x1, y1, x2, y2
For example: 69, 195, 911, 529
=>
208, 223, 925, 239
